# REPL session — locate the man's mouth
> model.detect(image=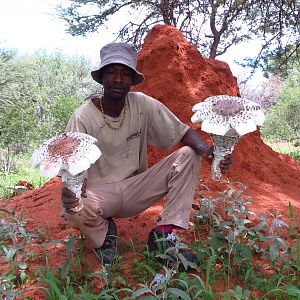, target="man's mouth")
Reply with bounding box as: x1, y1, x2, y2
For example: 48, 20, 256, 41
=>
110, 87, 124, 93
